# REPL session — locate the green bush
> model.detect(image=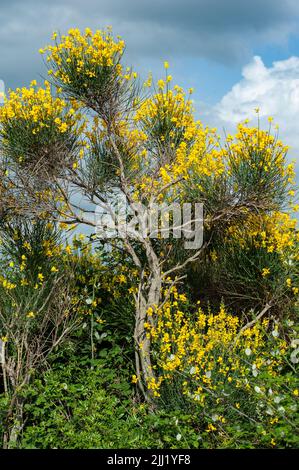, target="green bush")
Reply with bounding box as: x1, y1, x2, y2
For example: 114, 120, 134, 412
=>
17, 349, 200, 449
